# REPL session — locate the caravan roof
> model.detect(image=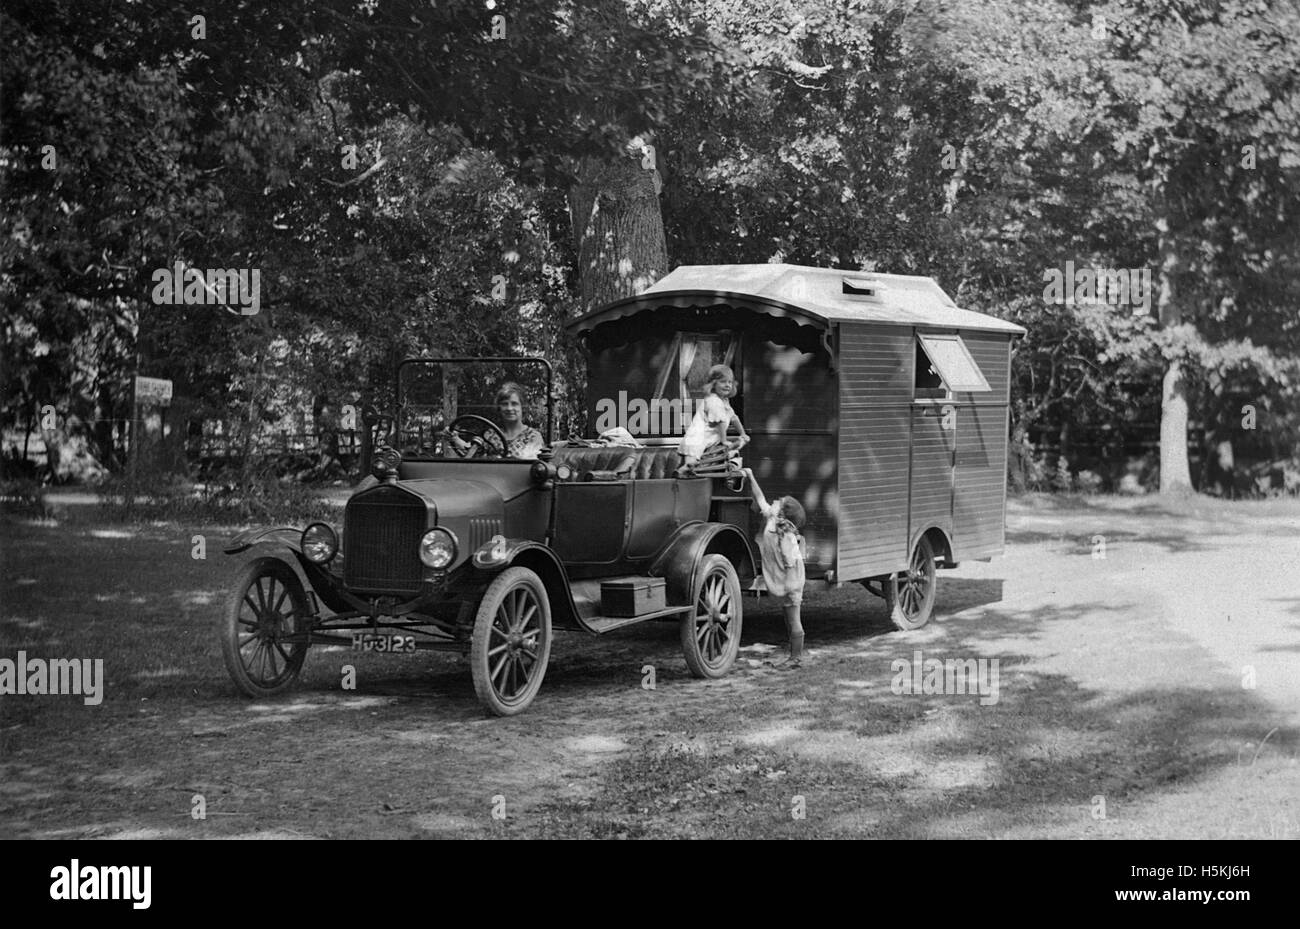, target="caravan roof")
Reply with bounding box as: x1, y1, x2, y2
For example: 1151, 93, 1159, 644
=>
567, 264, 1026, 337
